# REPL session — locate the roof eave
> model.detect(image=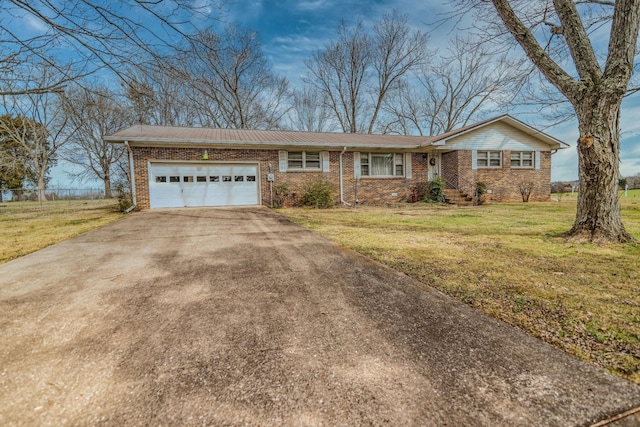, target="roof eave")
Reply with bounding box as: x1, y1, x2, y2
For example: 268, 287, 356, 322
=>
105, 136, 430, 151
430, 115, 569, 149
